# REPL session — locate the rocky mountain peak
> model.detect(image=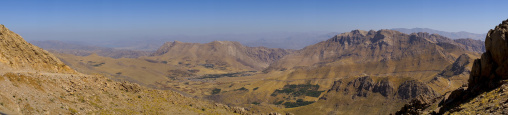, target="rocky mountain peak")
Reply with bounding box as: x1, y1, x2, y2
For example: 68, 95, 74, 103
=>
350, 29, 368, 36
1, 24, 5, 31
172, 40, 183, 45
329, 29, 398, 46
376, 29, 402, 36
